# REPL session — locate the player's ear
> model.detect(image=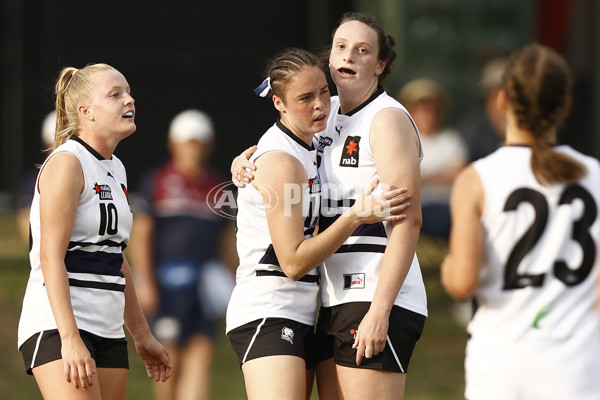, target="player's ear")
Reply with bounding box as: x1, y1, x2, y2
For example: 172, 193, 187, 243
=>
79, 104, 94, 121
375, 59, 387, 76
273, 95, 286, 113
496, 89, 508, 112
